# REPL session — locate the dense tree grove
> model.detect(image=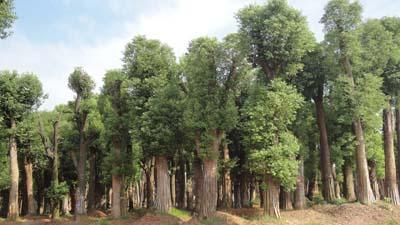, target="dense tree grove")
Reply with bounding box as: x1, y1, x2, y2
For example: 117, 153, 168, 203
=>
3, 0, 400, 222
